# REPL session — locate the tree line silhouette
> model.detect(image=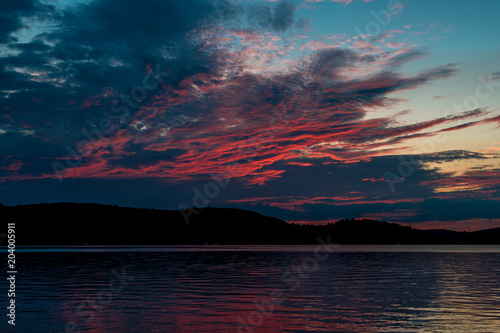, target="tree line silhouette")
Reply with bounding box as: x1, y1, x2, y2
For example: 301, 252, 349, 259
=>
1, 202, 499, 245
